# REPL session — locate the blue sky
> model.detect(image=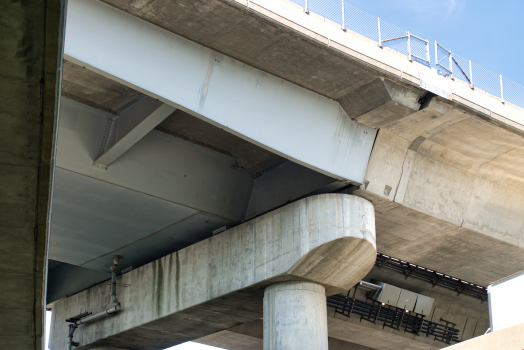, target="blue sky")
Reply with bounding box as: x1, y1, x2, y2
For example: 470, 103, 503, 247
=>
346, 0, 523, 85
